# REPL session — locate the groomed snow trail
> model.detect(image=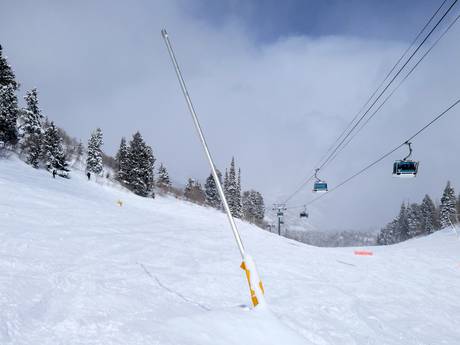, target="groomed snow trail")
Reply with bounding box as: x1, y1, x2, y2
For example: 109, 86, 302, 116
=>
1, 157, 459, 344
